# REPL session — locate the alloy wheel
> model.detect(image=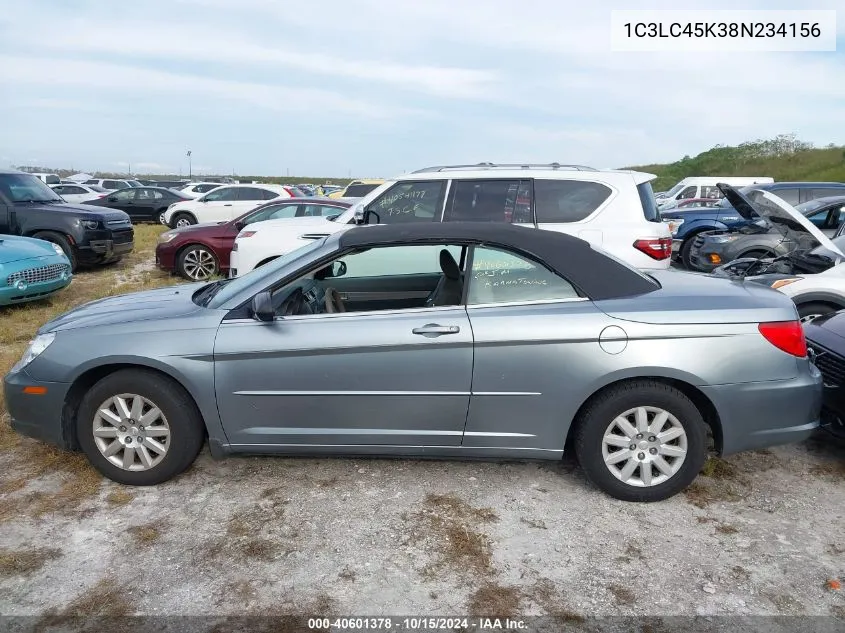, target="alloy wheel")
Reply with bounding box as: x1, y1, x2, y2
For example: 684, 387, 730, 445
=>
92, 394, 171, 471
182, 248, 217, 280
601, 406, 688, 487
176, 218, 192, 228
